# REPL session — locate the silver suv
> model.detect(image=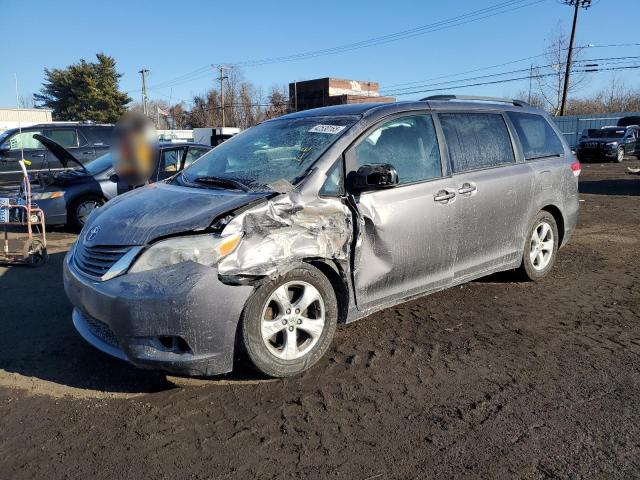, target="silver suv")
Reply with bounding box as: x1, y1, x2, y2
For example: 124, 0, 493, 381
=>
63, 95, 580, 378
